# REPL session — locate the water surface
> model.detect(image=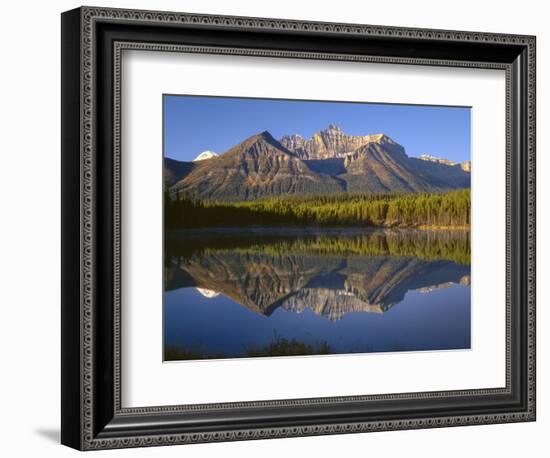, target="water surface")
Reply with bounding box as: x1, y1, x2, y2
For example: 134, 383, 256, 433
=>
164, 228, 470, 360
